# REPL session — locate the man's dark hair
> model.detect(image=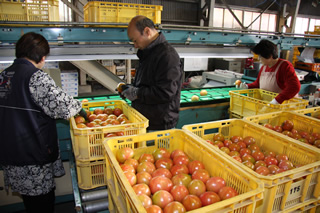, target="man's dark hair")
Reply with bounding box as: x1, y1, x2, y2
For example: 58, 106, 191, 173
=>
15, 32, 50, 63
135, 17, 156, 35
251, 39, 278, 59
